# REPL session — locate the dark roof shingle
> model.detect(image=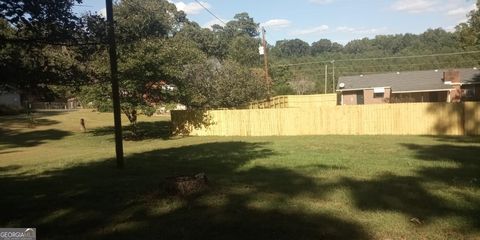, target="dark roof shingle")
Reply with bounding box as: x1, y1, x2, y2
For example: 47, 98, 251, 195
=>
338, 68, 480, 92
